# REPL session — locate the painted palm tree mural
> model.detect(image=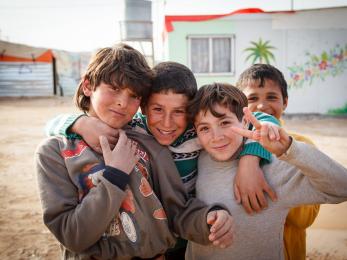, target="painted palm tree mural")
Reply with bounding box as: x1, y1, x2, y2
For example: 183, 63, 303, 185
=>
244, 38, 276, 64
